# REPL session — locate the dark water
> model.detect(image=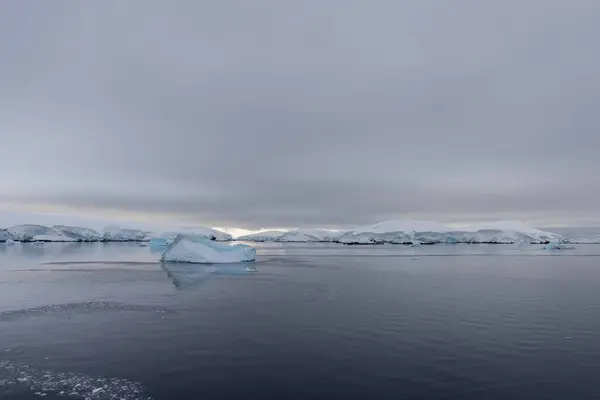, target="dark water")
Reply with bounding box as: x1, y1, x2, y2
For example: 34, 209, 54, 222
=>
1, 242, 600, 399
